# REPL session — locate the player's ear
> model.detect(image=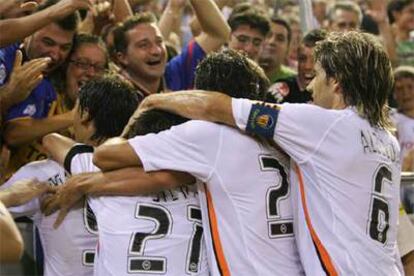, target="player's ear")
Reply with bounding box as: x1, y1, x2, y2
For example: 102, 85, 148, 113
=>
331, 78, 342, 95
80, 108, 91, 125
